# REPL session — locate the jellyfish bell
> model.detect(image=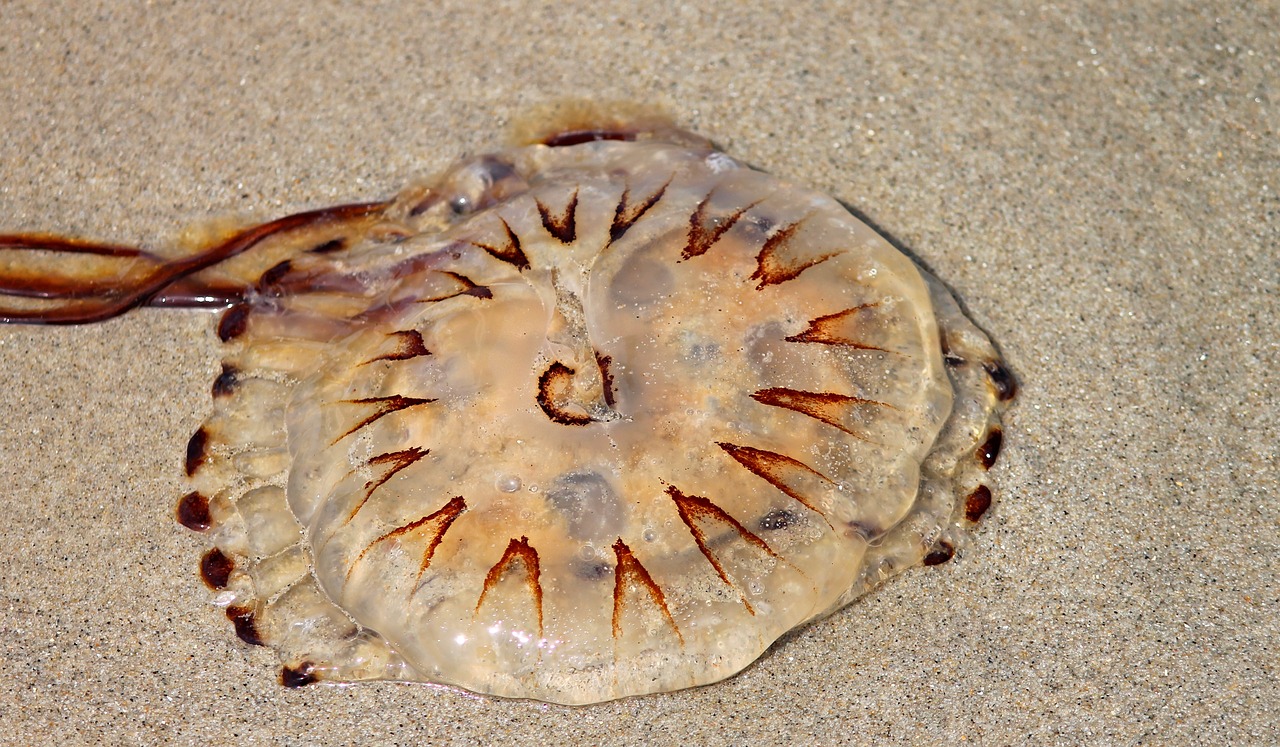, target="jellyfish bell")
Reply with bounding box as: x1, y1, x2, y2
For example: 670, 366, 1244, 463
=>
0, 111, 1014, 704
